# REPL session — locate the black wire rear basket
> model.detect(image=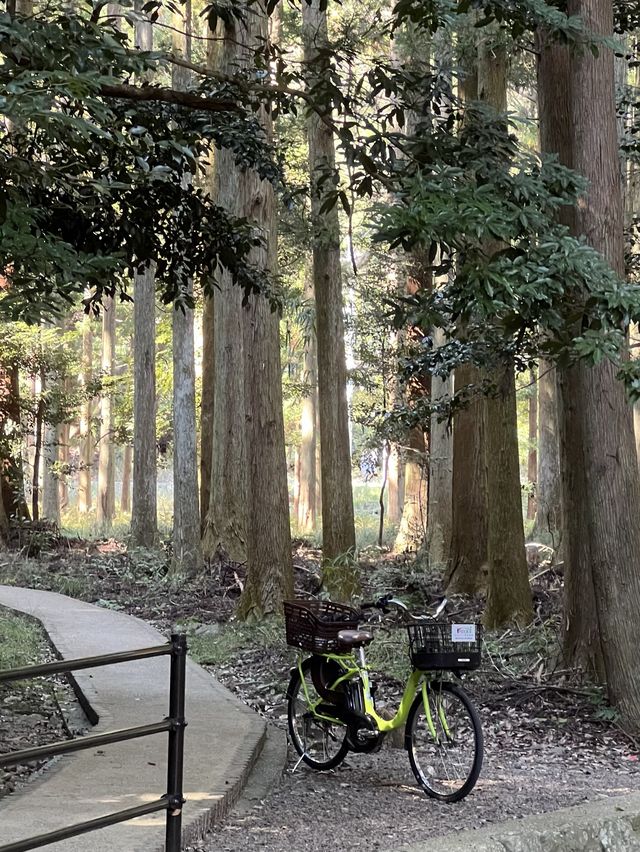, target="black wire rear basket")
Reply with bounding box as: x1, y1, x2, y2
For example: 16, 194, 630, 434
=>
407, 620, 482, 671
284, 599, 359, 653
